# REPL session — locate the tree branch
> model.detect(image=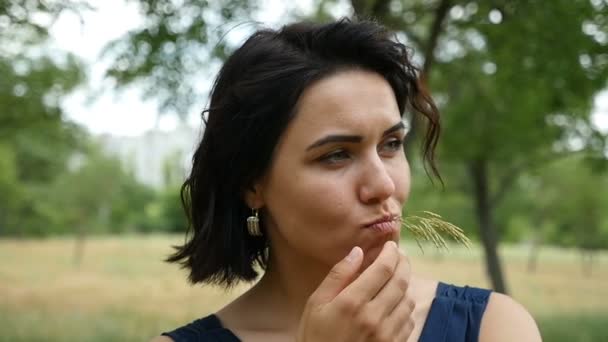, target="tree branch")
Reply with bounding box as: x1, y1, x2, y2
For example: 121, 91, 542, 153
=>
351, 0, 390, 19
350, 0, 371, 17
421, 0, 452, 82
490, 151, 584, 207
400, 27, 424, 49
371, 0, 391, 17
